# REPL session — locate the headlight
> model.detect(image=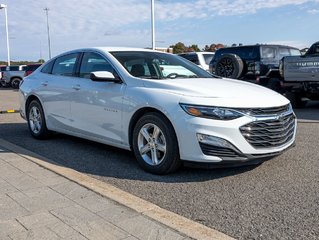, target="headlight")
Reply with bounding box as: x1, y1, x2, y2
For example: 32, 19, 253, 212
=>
180, 103, 244, 120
